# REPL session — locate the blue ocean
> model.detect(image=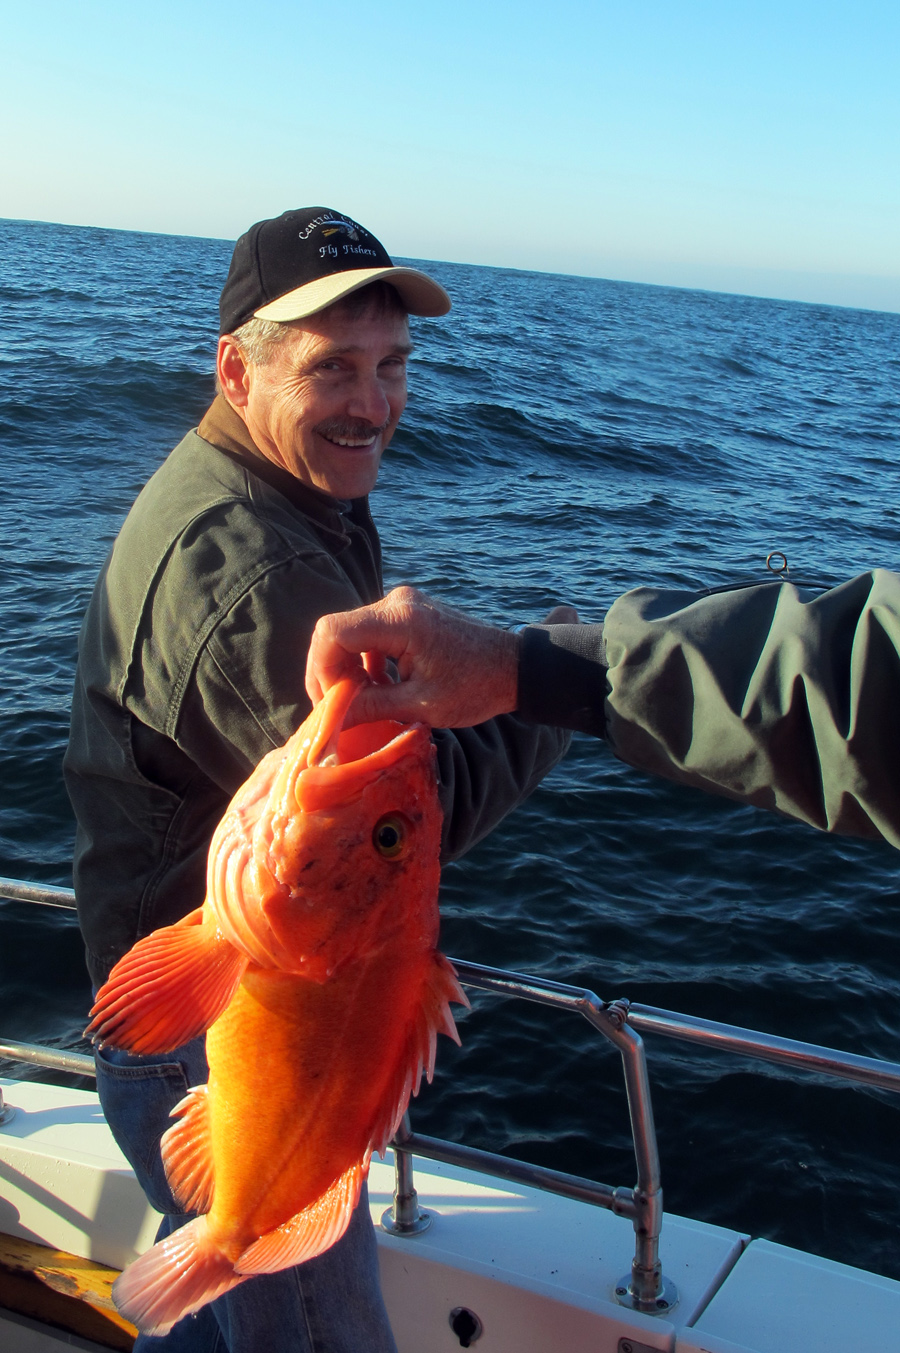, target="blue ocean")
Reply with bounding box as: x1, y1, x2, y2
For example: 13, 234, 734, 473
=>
2, 217, 900, 1278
